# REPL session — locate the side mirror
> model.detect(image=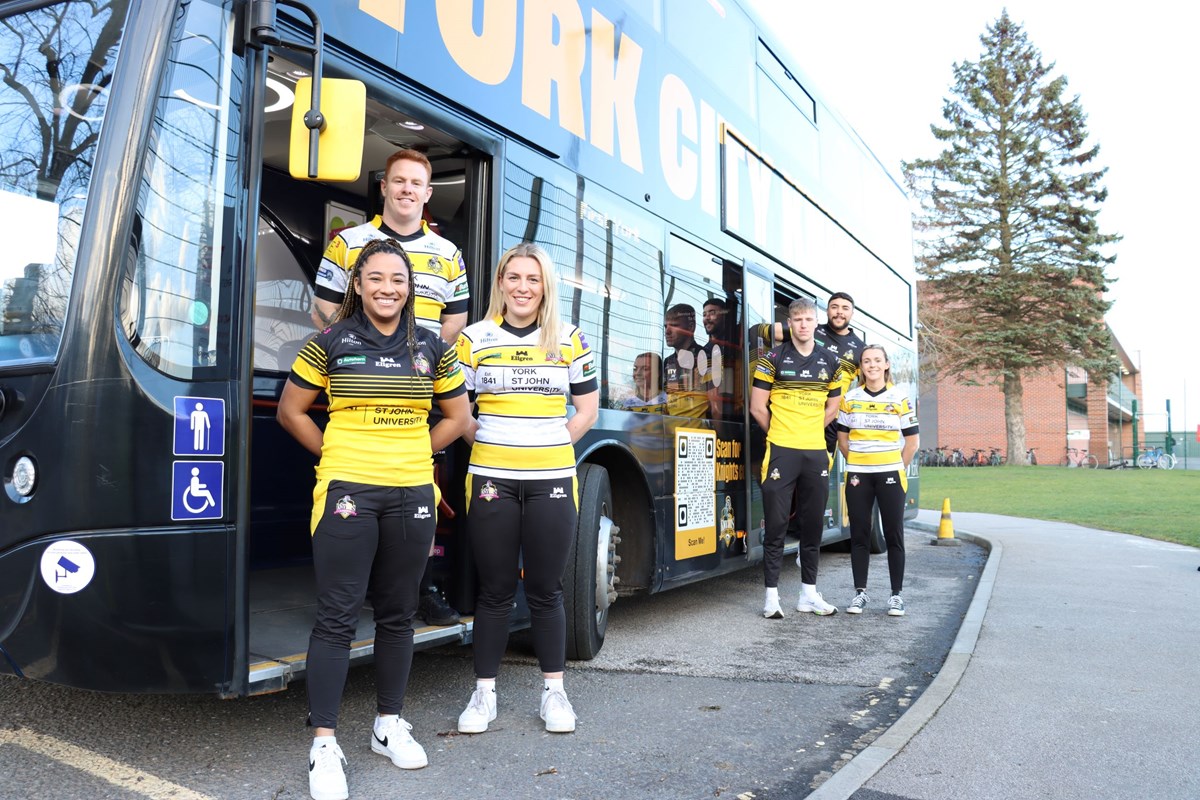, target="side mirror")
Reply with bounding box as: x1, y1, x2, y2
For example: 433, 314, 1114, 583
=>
288, 77, 366, 182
